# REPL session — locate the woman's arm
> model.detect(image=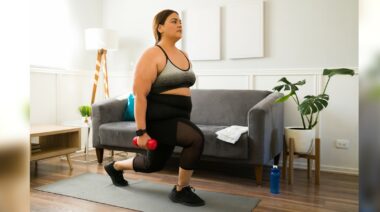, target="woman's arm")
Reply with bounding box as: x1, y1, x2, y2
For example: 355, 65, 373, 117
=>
132, 48, 158, 131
